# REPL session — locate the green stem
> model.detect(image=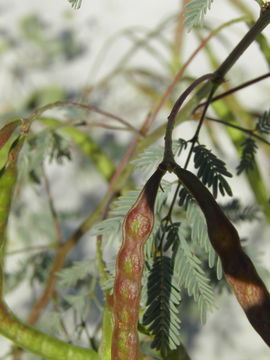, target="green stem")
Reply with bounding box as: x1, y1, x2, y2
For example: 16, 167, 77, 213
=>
0, 302, 98, 360
215, 7, 270, 79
